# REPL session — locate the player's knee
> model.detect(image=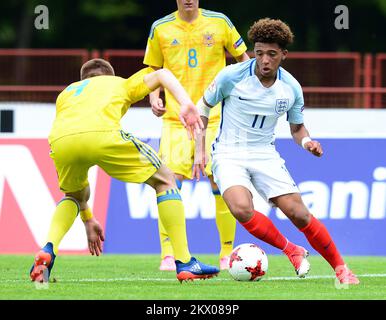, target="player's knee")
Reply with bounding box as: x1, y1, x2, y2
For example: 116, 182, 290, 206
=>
227, 201, 253, 222
65, 187, 90, 211
161, 169, 177, 189
65, 196, 85, 211
285, 204, 311, 228
150, 165, 177, 192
